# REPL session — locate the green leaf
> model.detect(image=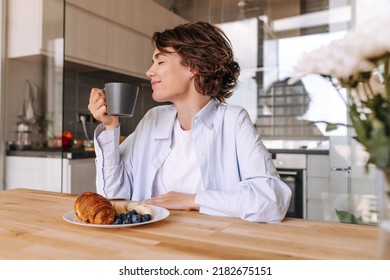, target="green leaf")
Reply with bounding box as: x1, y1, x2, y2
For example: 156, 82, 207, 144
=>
349, 107, 369, 145
335, 209, 363, 224
370, 117, 386, 139
325, 123, 339, 132
365, 140, 390, 170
